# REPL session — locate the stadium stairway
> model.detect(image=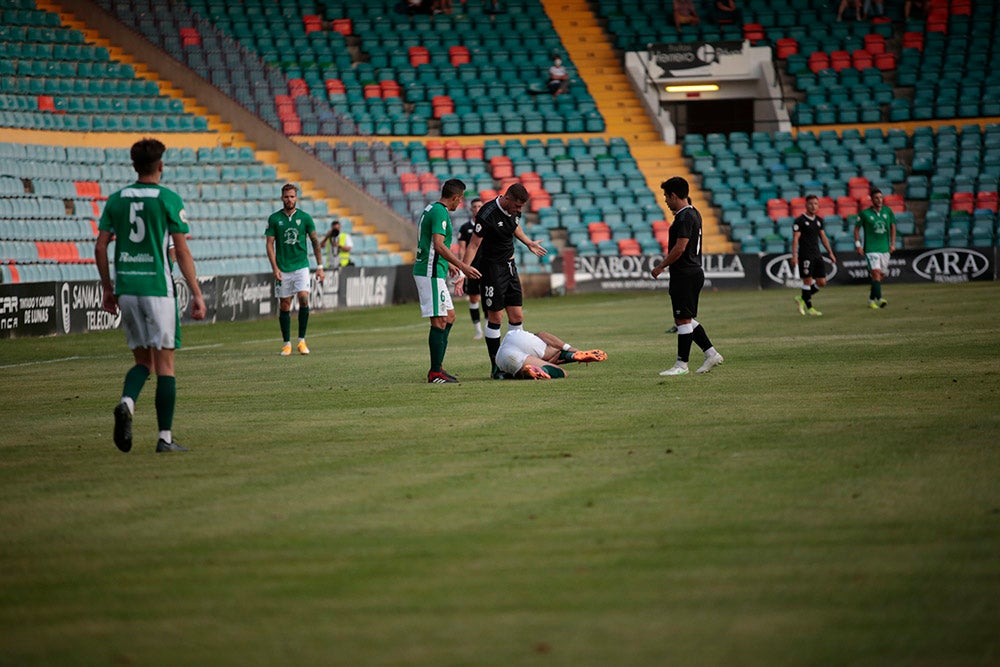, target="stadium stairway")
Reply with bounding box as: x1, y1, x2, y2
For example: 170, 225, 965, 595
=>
36, 0, 413, 262
540, 0, 733, 252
